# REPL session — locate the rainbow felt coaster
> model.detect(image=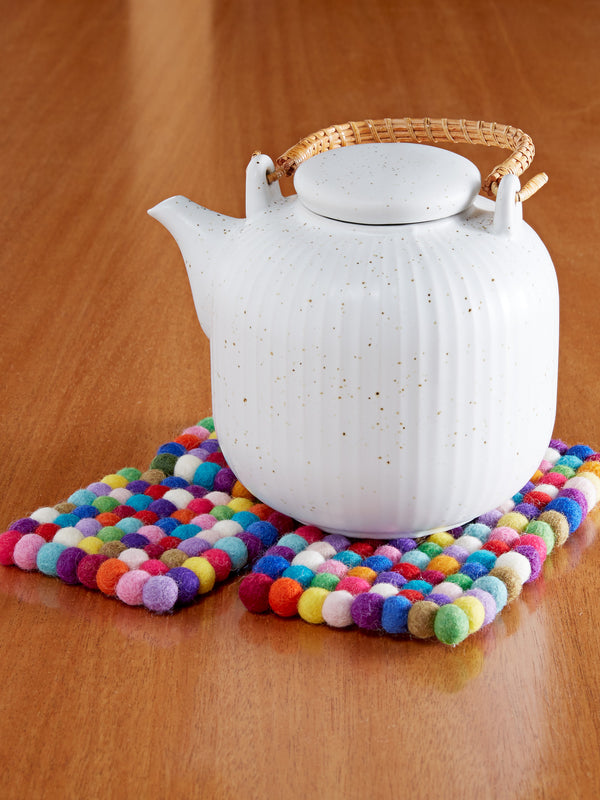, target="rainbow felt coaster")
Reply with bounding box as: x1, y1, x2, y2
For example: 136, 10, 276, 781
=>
1, 418, 598, 645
